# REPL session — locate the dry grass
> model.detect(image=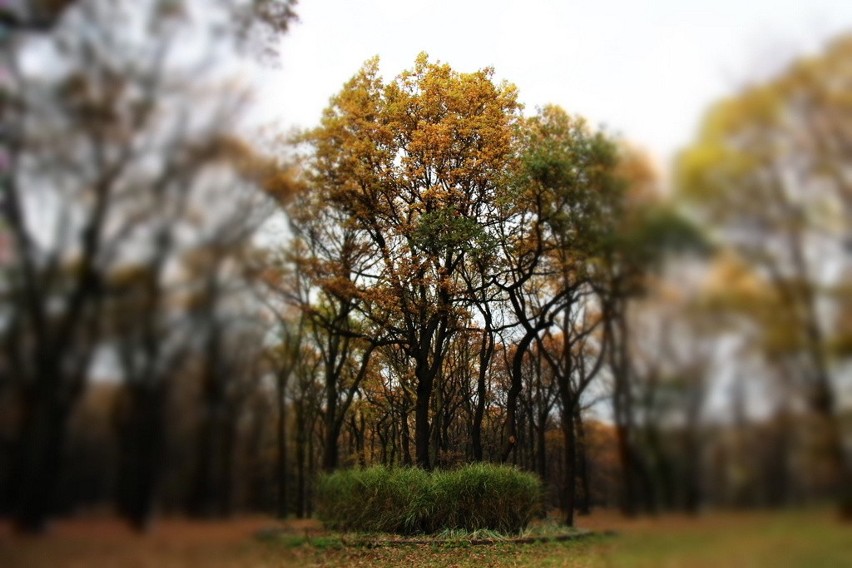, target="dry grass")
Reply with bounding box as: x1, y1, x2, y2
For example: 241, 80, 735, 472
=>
0, 516, 299, 568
